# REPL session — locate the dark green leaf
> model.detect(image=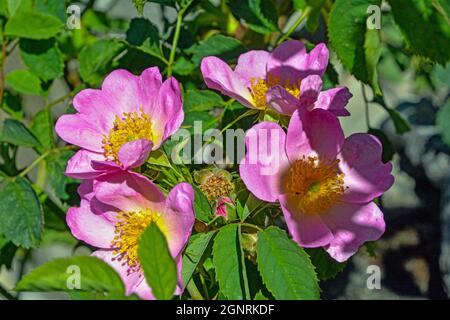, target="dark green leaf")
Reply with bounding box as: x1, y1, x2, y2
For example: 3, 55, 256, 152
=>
188, 34, 246, 66
182, 231, 216, 285
1, 91, 23, 120
172, 57, 195, 76
46, 149, 77, 200
36, 0, 66, 22
437, 99, 450, 146
0, 118, 41, 148
228, 0, 279, 34
213, 224, 250, 299
0, 236, 17, 269
19, 38, 64, 81
368, 128, 395, 163
0, 177, 43, 248
184, 89, 224, 112
79, 40, 125, 86
389, 0, 450, 64
387, 109, 411, 134
5, 11, 63, 39
16, 256, 125, 293
193, 185, 213, 223
306, 248, 346, 280
30, 109, 54, 153
138, 223, 177, 300
126, 18, 162, 59
256, 226, 319, 299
